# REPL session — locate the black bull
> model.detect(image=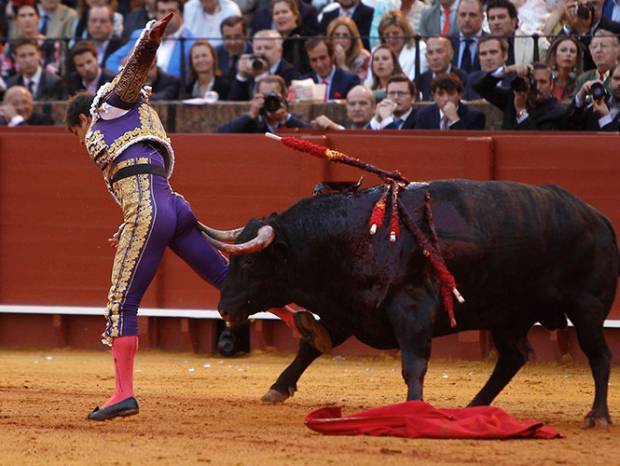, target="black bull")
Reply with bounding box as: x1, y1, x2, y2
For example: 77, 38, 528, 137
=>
215, 180, 619, 427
